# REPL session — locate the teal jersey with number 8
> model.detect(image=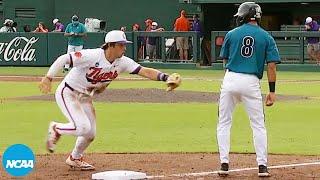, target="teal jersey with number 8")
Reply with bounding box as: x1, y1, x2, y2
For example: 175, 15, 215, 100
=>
220, 23, 281, 79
